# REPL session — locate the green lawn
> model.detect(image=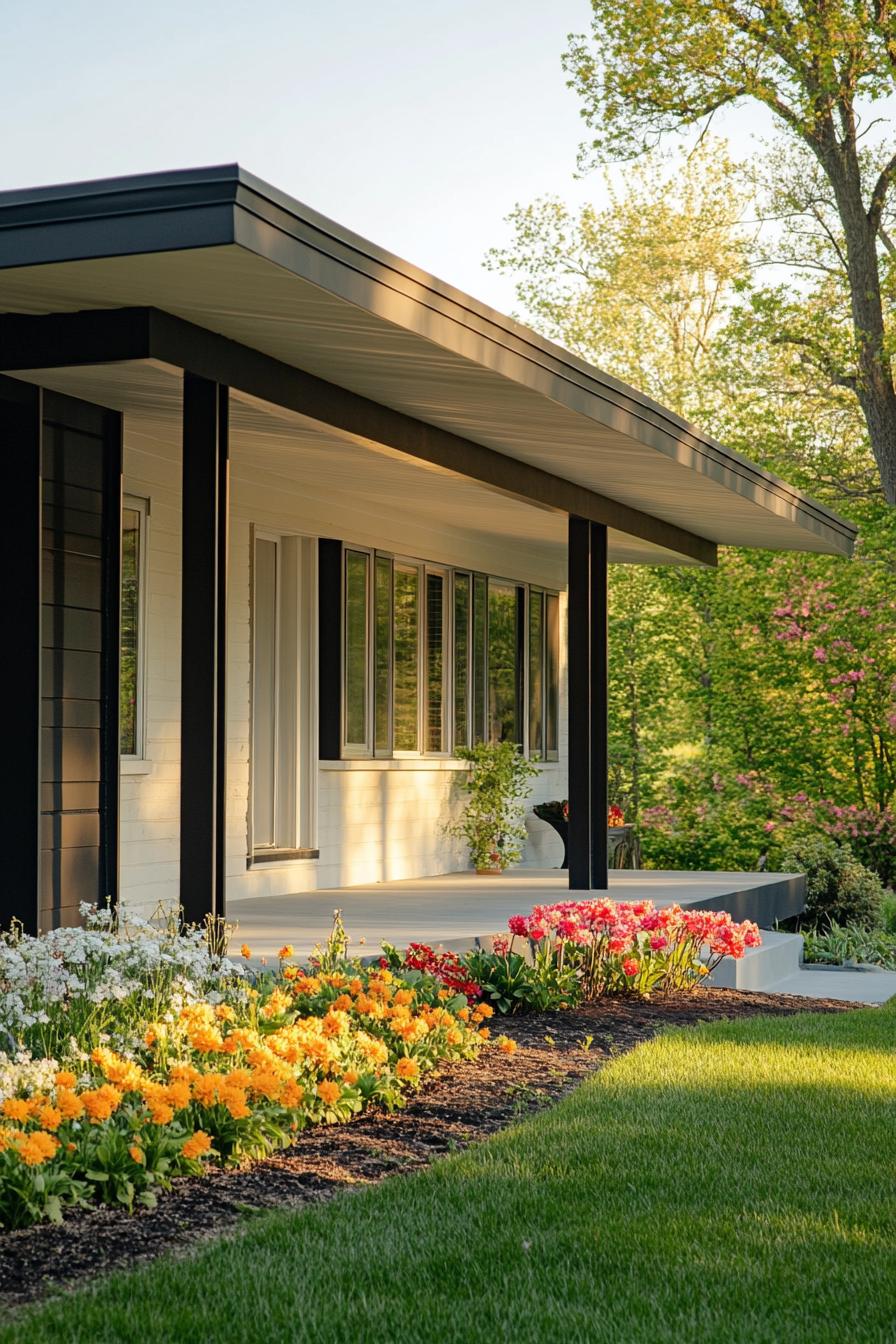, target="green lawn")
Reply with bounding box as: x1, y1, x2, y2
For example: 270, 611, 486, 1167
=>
7, 1002, 896, 1344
